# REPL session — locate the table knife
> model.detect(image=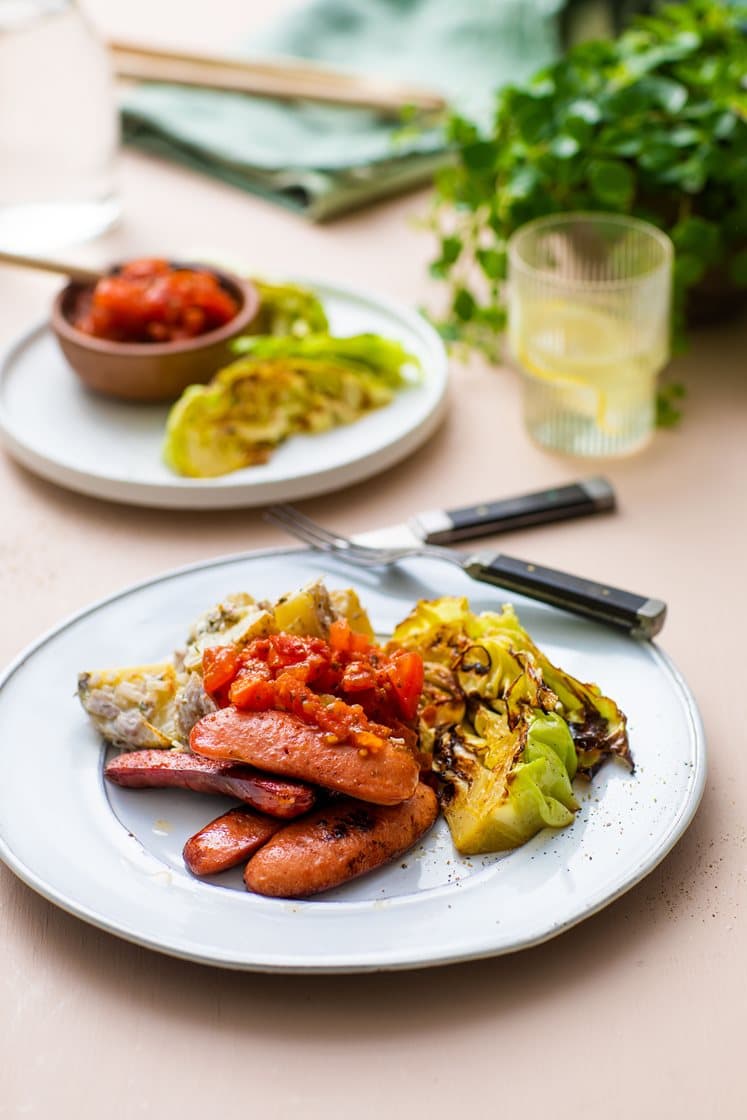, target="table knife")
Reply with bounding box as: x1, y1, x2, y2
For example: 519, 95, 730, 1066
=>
349, 477, 664, 638
354, 476, 615, 548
